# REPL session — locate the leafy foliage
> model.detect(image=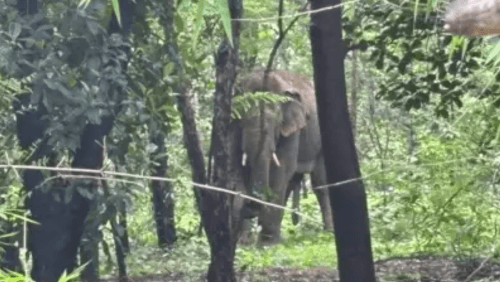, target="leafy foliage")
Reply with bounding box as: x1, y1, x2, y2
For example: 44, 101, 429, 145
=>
231, 91, 291, 119
0, 0, 131, 152
343, 0, 497, 118
6, 0, 500, 279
